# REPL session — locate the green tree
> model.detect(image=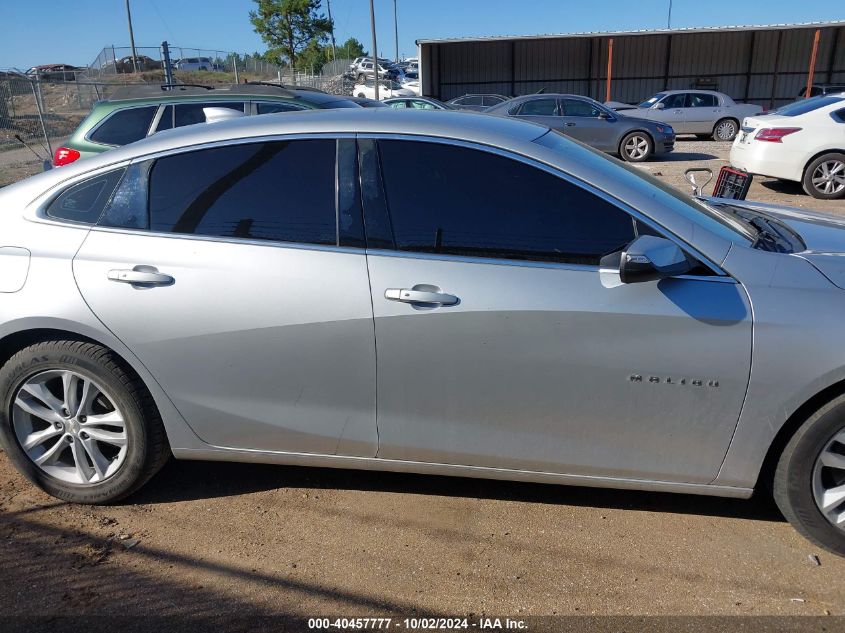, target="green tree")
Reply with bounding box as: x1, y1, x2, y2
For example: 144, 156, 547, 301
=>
249, 0, 333, 73
298, 38, 329, 74
337, 37, 367, 60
